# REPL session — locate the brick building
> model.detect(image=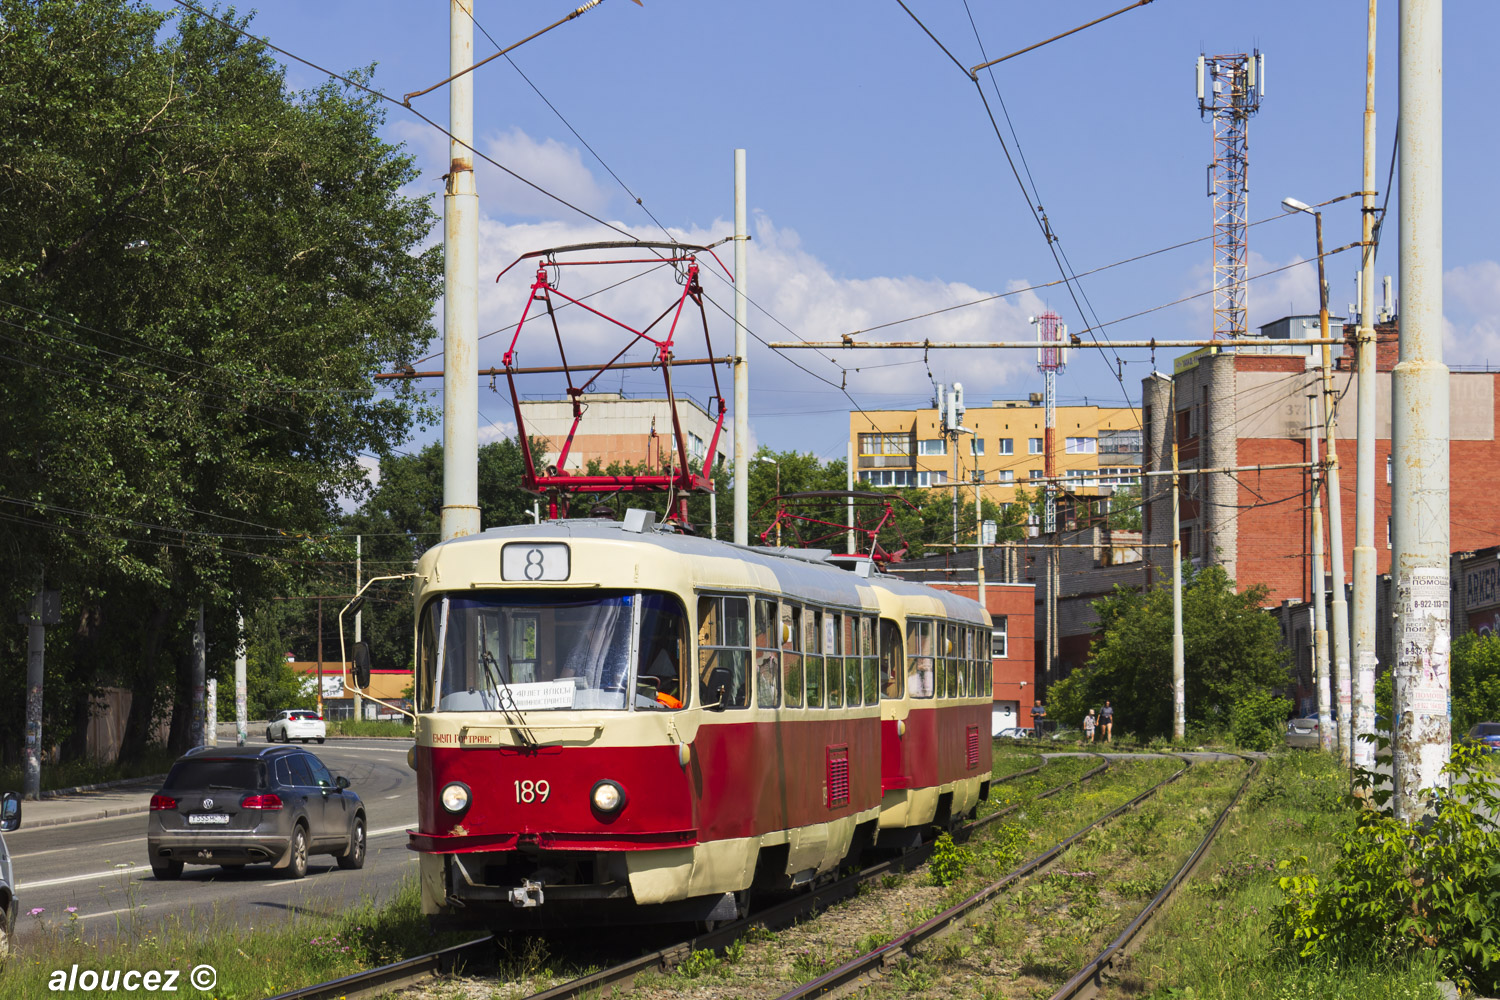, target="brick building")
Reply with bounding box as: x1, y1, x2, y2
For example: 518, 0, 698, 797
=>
1141, 316, 1500, 604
